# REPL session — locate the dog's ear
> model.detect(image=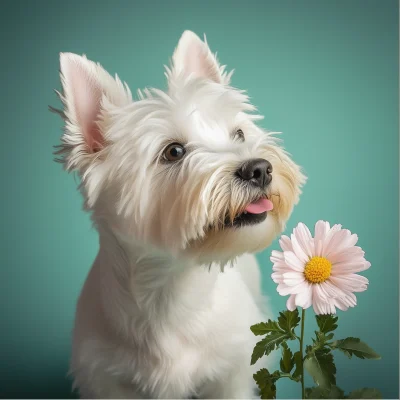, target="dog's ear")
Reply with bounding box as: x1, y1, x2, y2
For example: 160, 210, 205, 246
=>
170, 31, 227, 84
56, 53, 131, 170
